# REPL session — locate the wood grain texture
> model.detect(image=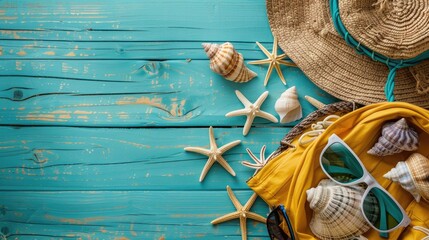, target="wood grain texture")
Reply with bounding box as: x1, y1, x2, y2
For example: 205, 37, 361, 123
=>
0, 0, 271, 42
0, 0, 338, 239
0, 127, 287, 191
0, 59, 336, 126
0, 41, 273, 60
0, 190, 268, 239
